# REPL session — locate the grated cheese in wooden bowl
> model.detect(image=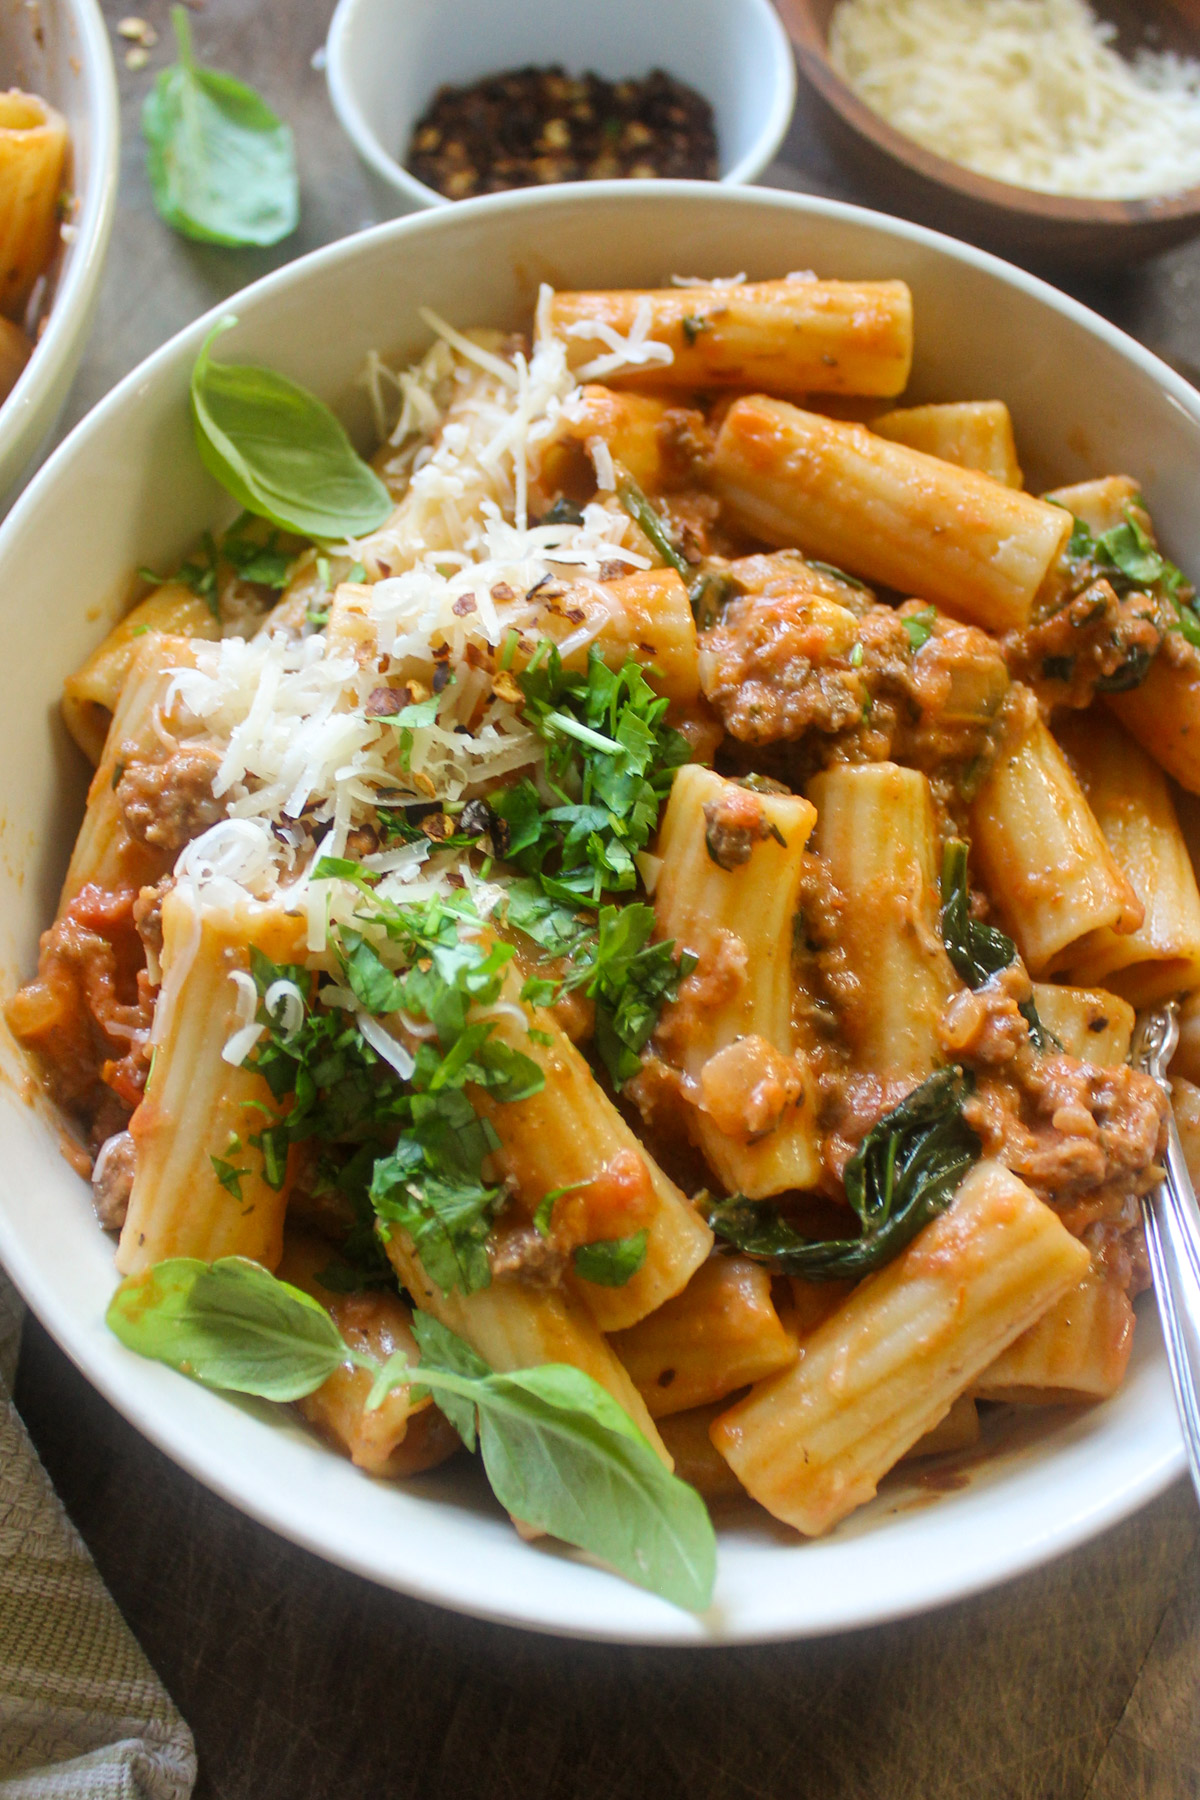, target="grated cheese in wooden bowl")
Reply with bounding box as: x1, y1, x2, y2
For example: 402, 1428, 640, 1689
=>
828, 0, 1200, 199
